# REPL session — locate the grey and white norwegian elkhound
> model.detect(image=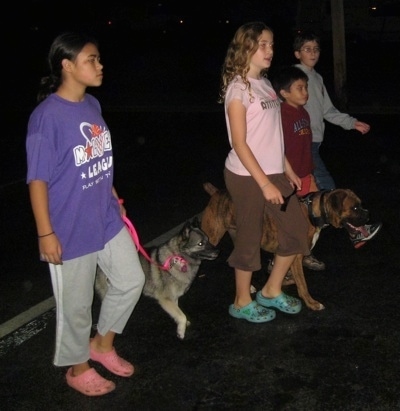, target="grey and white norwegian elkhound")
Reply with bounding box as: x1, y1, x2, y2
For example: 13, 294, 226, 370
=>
95, 217, 219, 339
